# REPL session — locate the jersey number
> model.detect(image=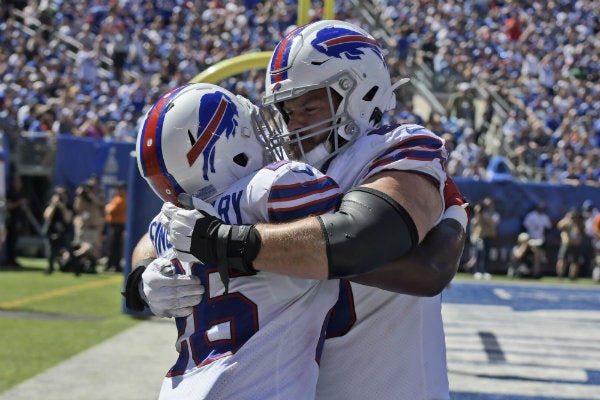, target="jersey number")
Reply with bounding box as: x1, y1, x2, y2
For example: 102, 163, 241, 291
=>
167, 266, 258, 375
325, 280, 357, 338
